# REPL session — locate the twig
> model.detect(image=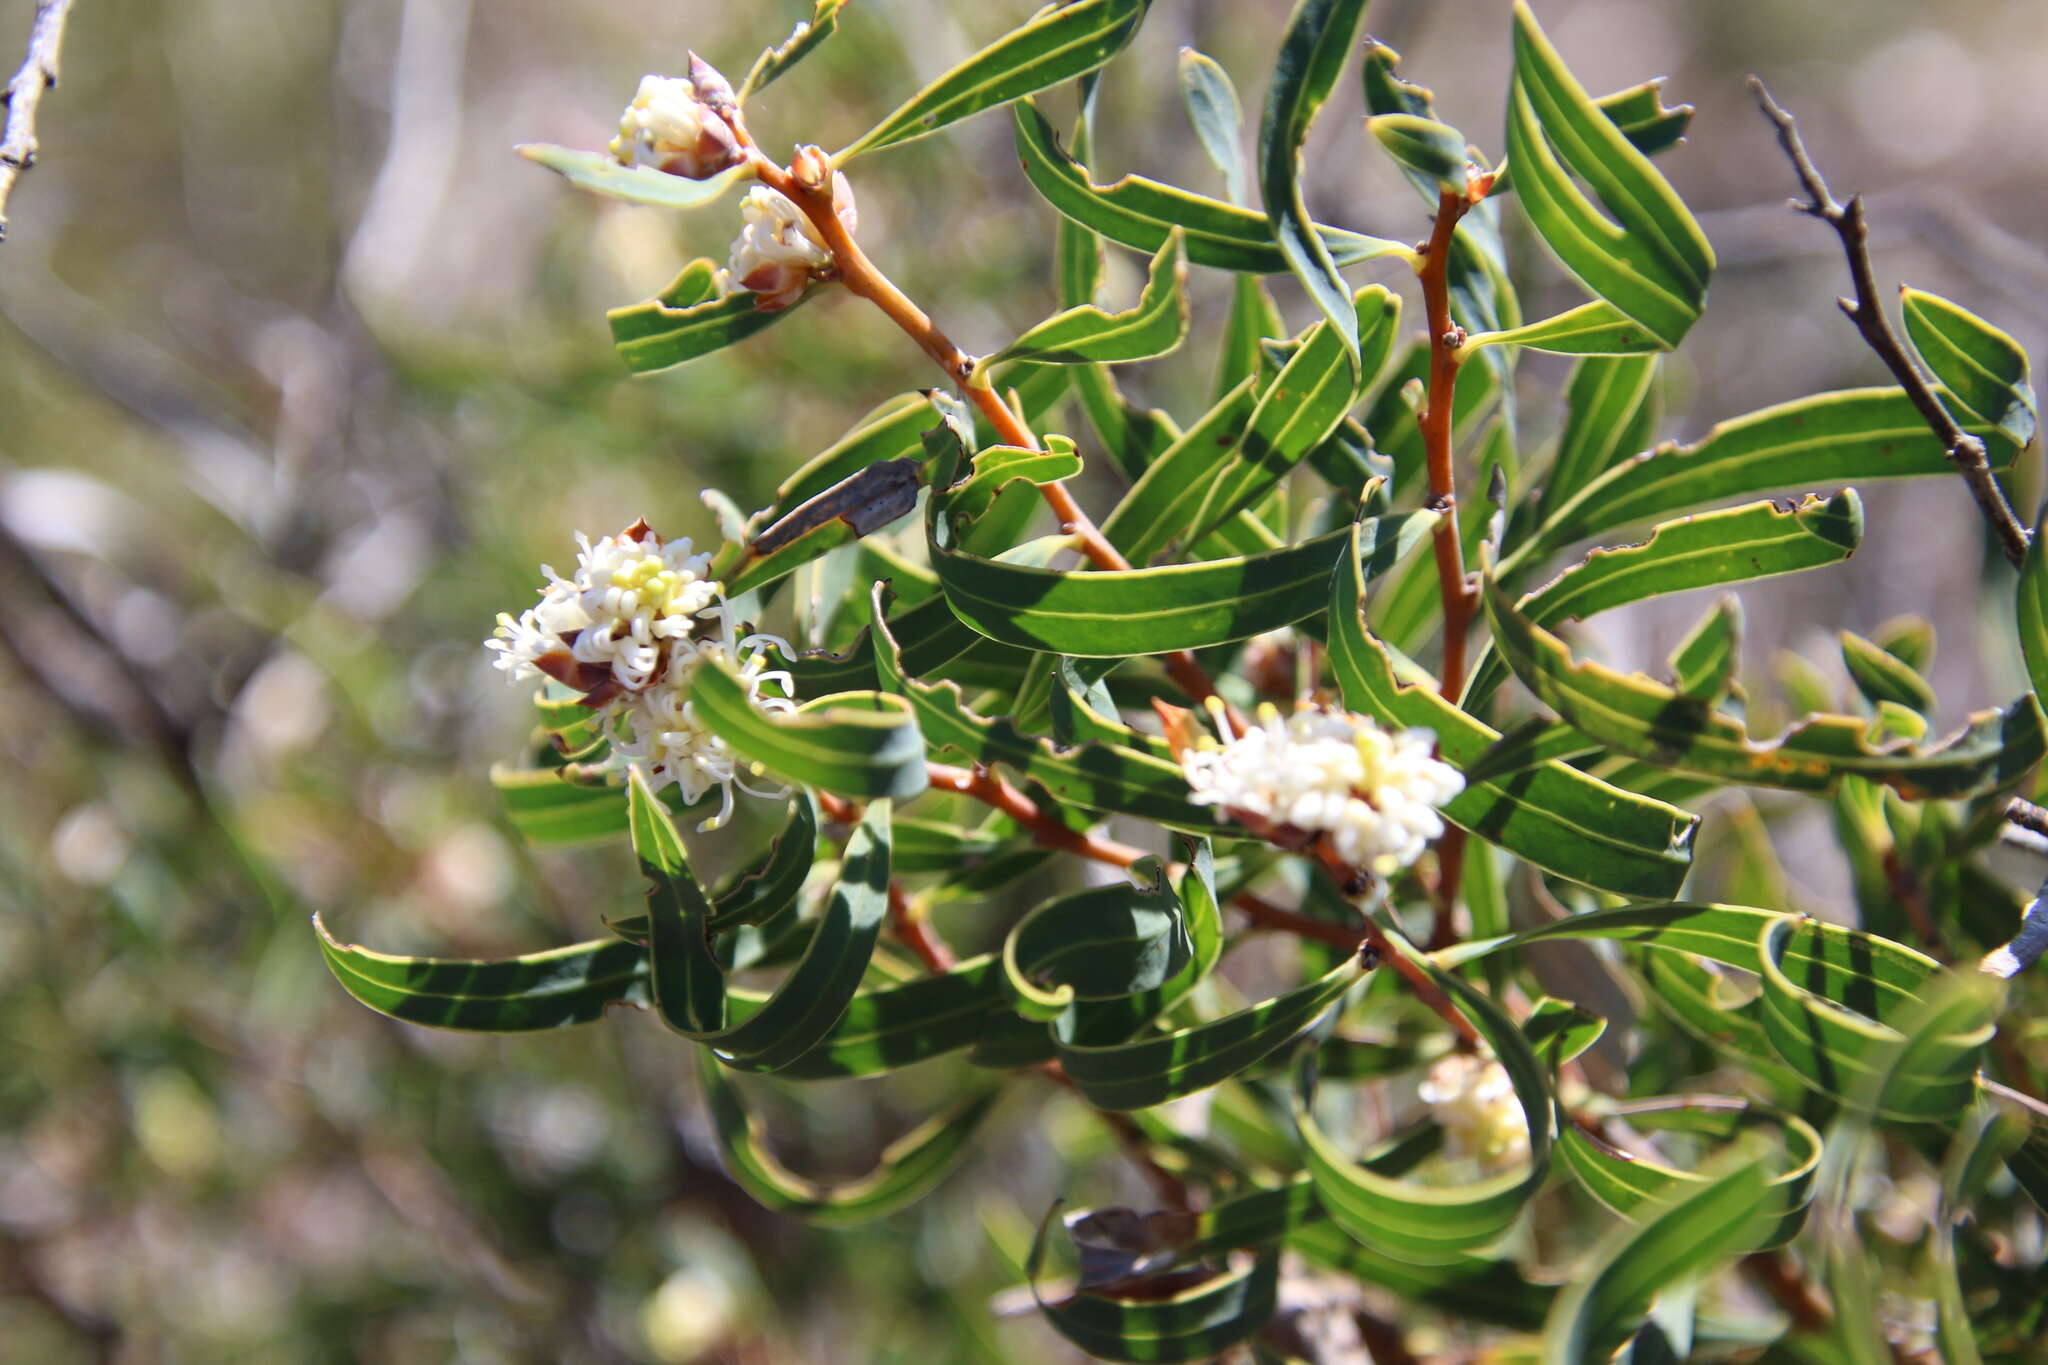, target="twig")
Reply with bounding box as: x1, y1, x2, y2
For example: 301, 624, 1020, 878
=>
1741, 1248, 1832, 1333
1748, 77, 2032, 568
0, 0, 77, 241
1414, 188, 1475, 946
887, 879, 956, 972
